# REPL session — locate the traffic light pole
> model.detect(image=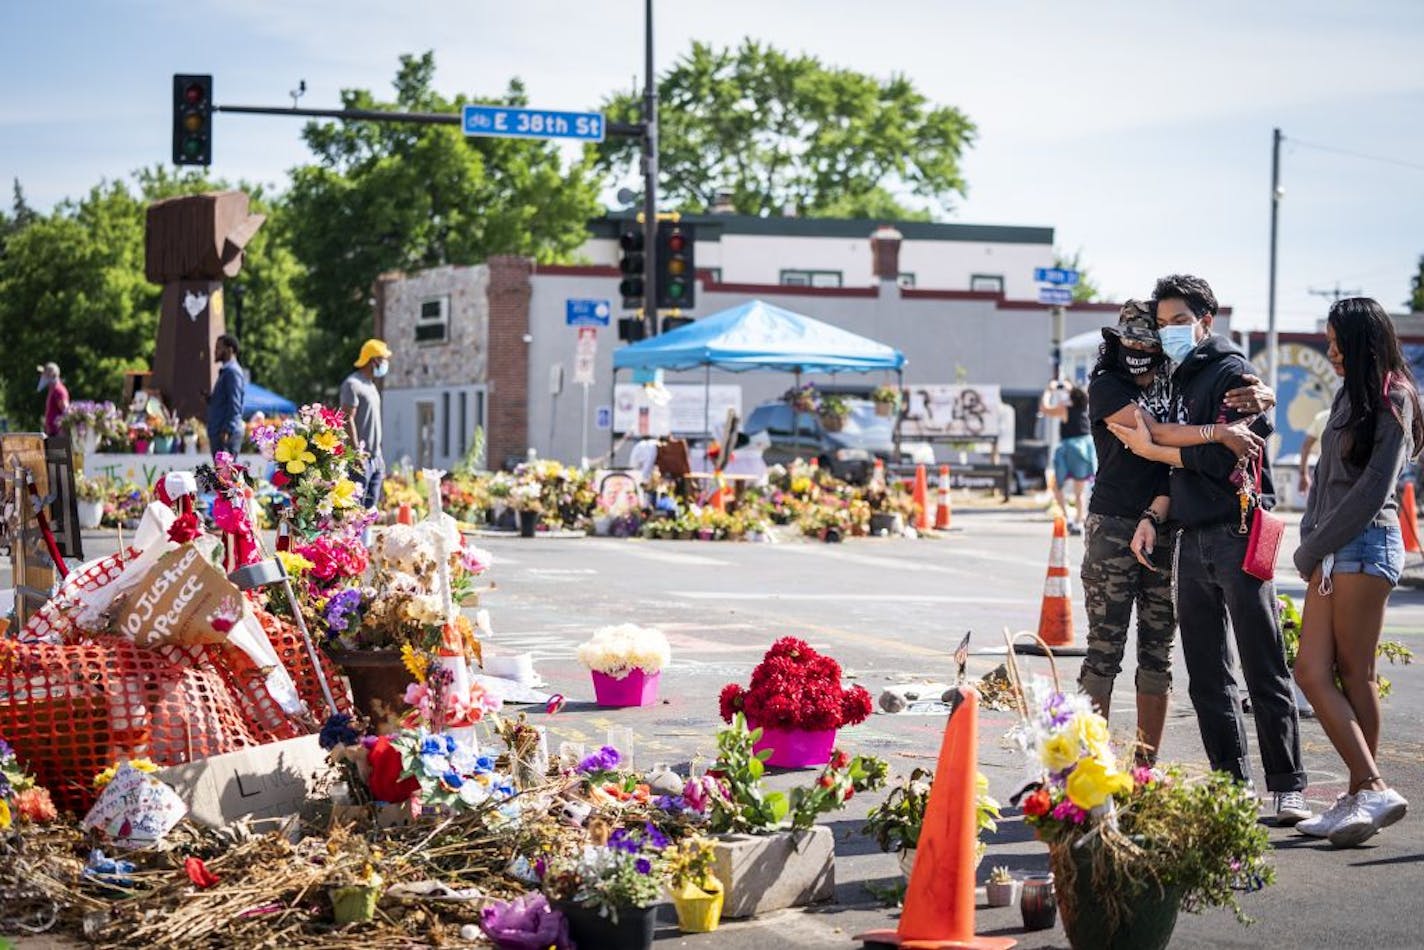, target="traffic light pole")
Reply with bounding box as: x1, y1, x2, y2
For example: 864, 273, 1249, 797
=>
214, 103, 643, 137
641, 0, 658, 338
